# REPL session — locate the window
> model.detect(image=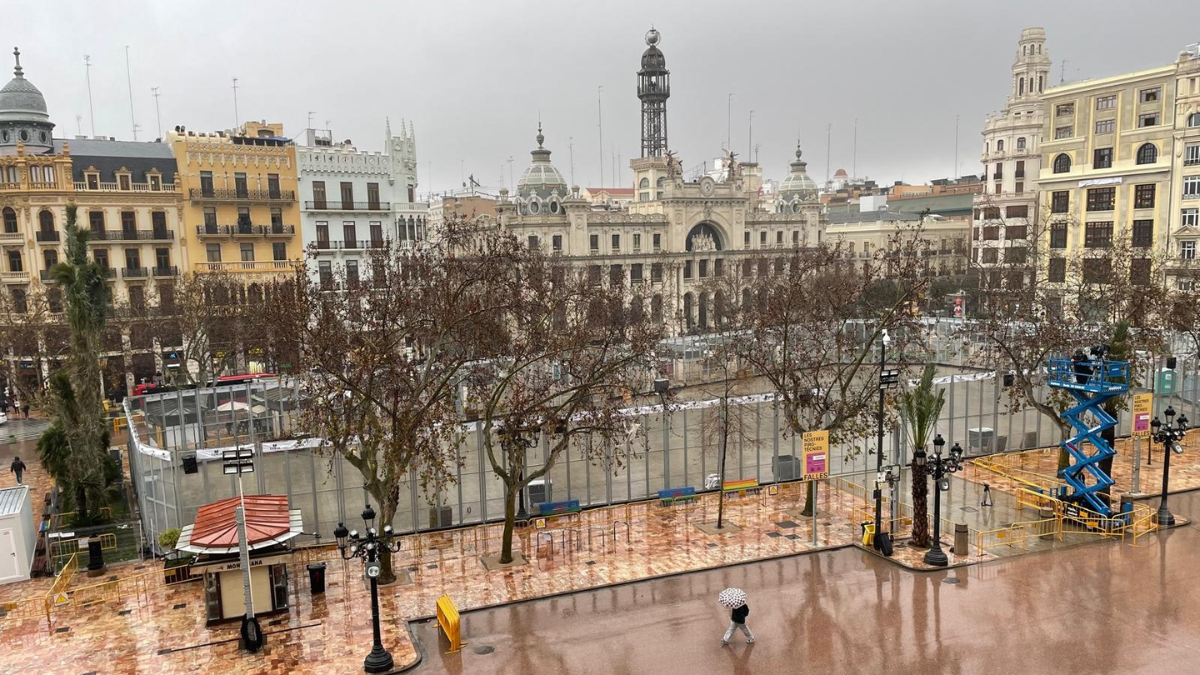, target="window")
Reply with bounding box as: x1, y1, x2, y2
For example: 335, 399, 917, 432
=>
316, 222, 330, 247
1135, 184, 1156, 209
1185, 143, 1200, 166
267, 174, 280, 199
714, 258, 724, 276
158, 284, 174, 312
528, 235, 540, 250
639, 177, 649, 188
203, 207, 217, 227
1006, 205, 1028, 219
982, 248, 998, 264
318, 261, 333, 288
1007, 224, 1028, 239
240, 244, 255, 262
1087, 188, 1115, 212
744, 231, 751, 248
273, 243, 286, 261
1050, 222, 1068, 249
1139, 87, 1160, 103
1051, 191, 1069, 214
792, 230, 799, 245
370, 222, 383, 247
1136, 143, 1158, 165
1006, 247, 1028, 264
152, 211, 168, 237
612, 234, 620, 251
1056, 103, 1074, 116
120, 211, 136, 235
234, 173, 248, 198
1190, 112, 1200, 128
652, 233, 661, 251
1096, 95, 1116, 110
630, 263, 643, 283
11, 288, 26, 313
312, 181, 327, 208
200, 171, 214, 197
1085, 222, 1114, 248
6, 251, 21, 272
997, 140, 1005, 152
366, 183, 380, 210
346, 260, 359, 287
1185, 176, 1200, 199
983, 226, 1000, 241
47, 289, 61, 313
2, 207, 16, 233
552, 234, 562, 252
759, 231, 767, 245
1082, 258, 1111, 284
42, 249, 57, 270
124, 248, 140, 269
270, 208, 282, 227
1049, 257, 1066, 282
683, 260, 692, 279
699, 259, 708, 277
1093, 148, 1113, 169
1139, 113, 1160, 128
1015, 182, 1024, 195
651, 263, 663, 283
94, 249, 108, 269
1182, 241, 1197, 260
1095, 119, 1114, 134
155, 247, 170, 269
1183, 208, 1200, 227
149, 174, 161, 191
632, 233, 641, 251
1015, 160, 1025, 178
589, 234, 599, 251
343, 222, 357, 246
38, 209, 53, 232
340, 182, 354, 209
1128, 258, 1151, 286
206, 244, 222, 263
1017, 137, 1027, 150
1053, 154, 1072, 173
993, 162, 1003, 179
1055, 126, 1073, 140
128, 286, 144, 311
1132, 219, 1154, 248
